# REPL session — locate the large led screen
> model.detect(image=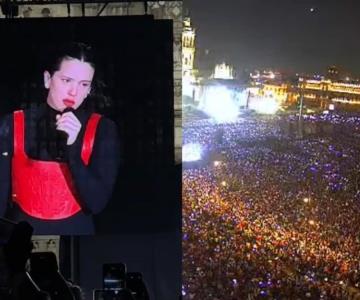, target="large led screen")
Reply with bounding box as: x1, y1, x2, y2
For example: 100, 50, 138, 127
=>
0, 16, 177, 235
